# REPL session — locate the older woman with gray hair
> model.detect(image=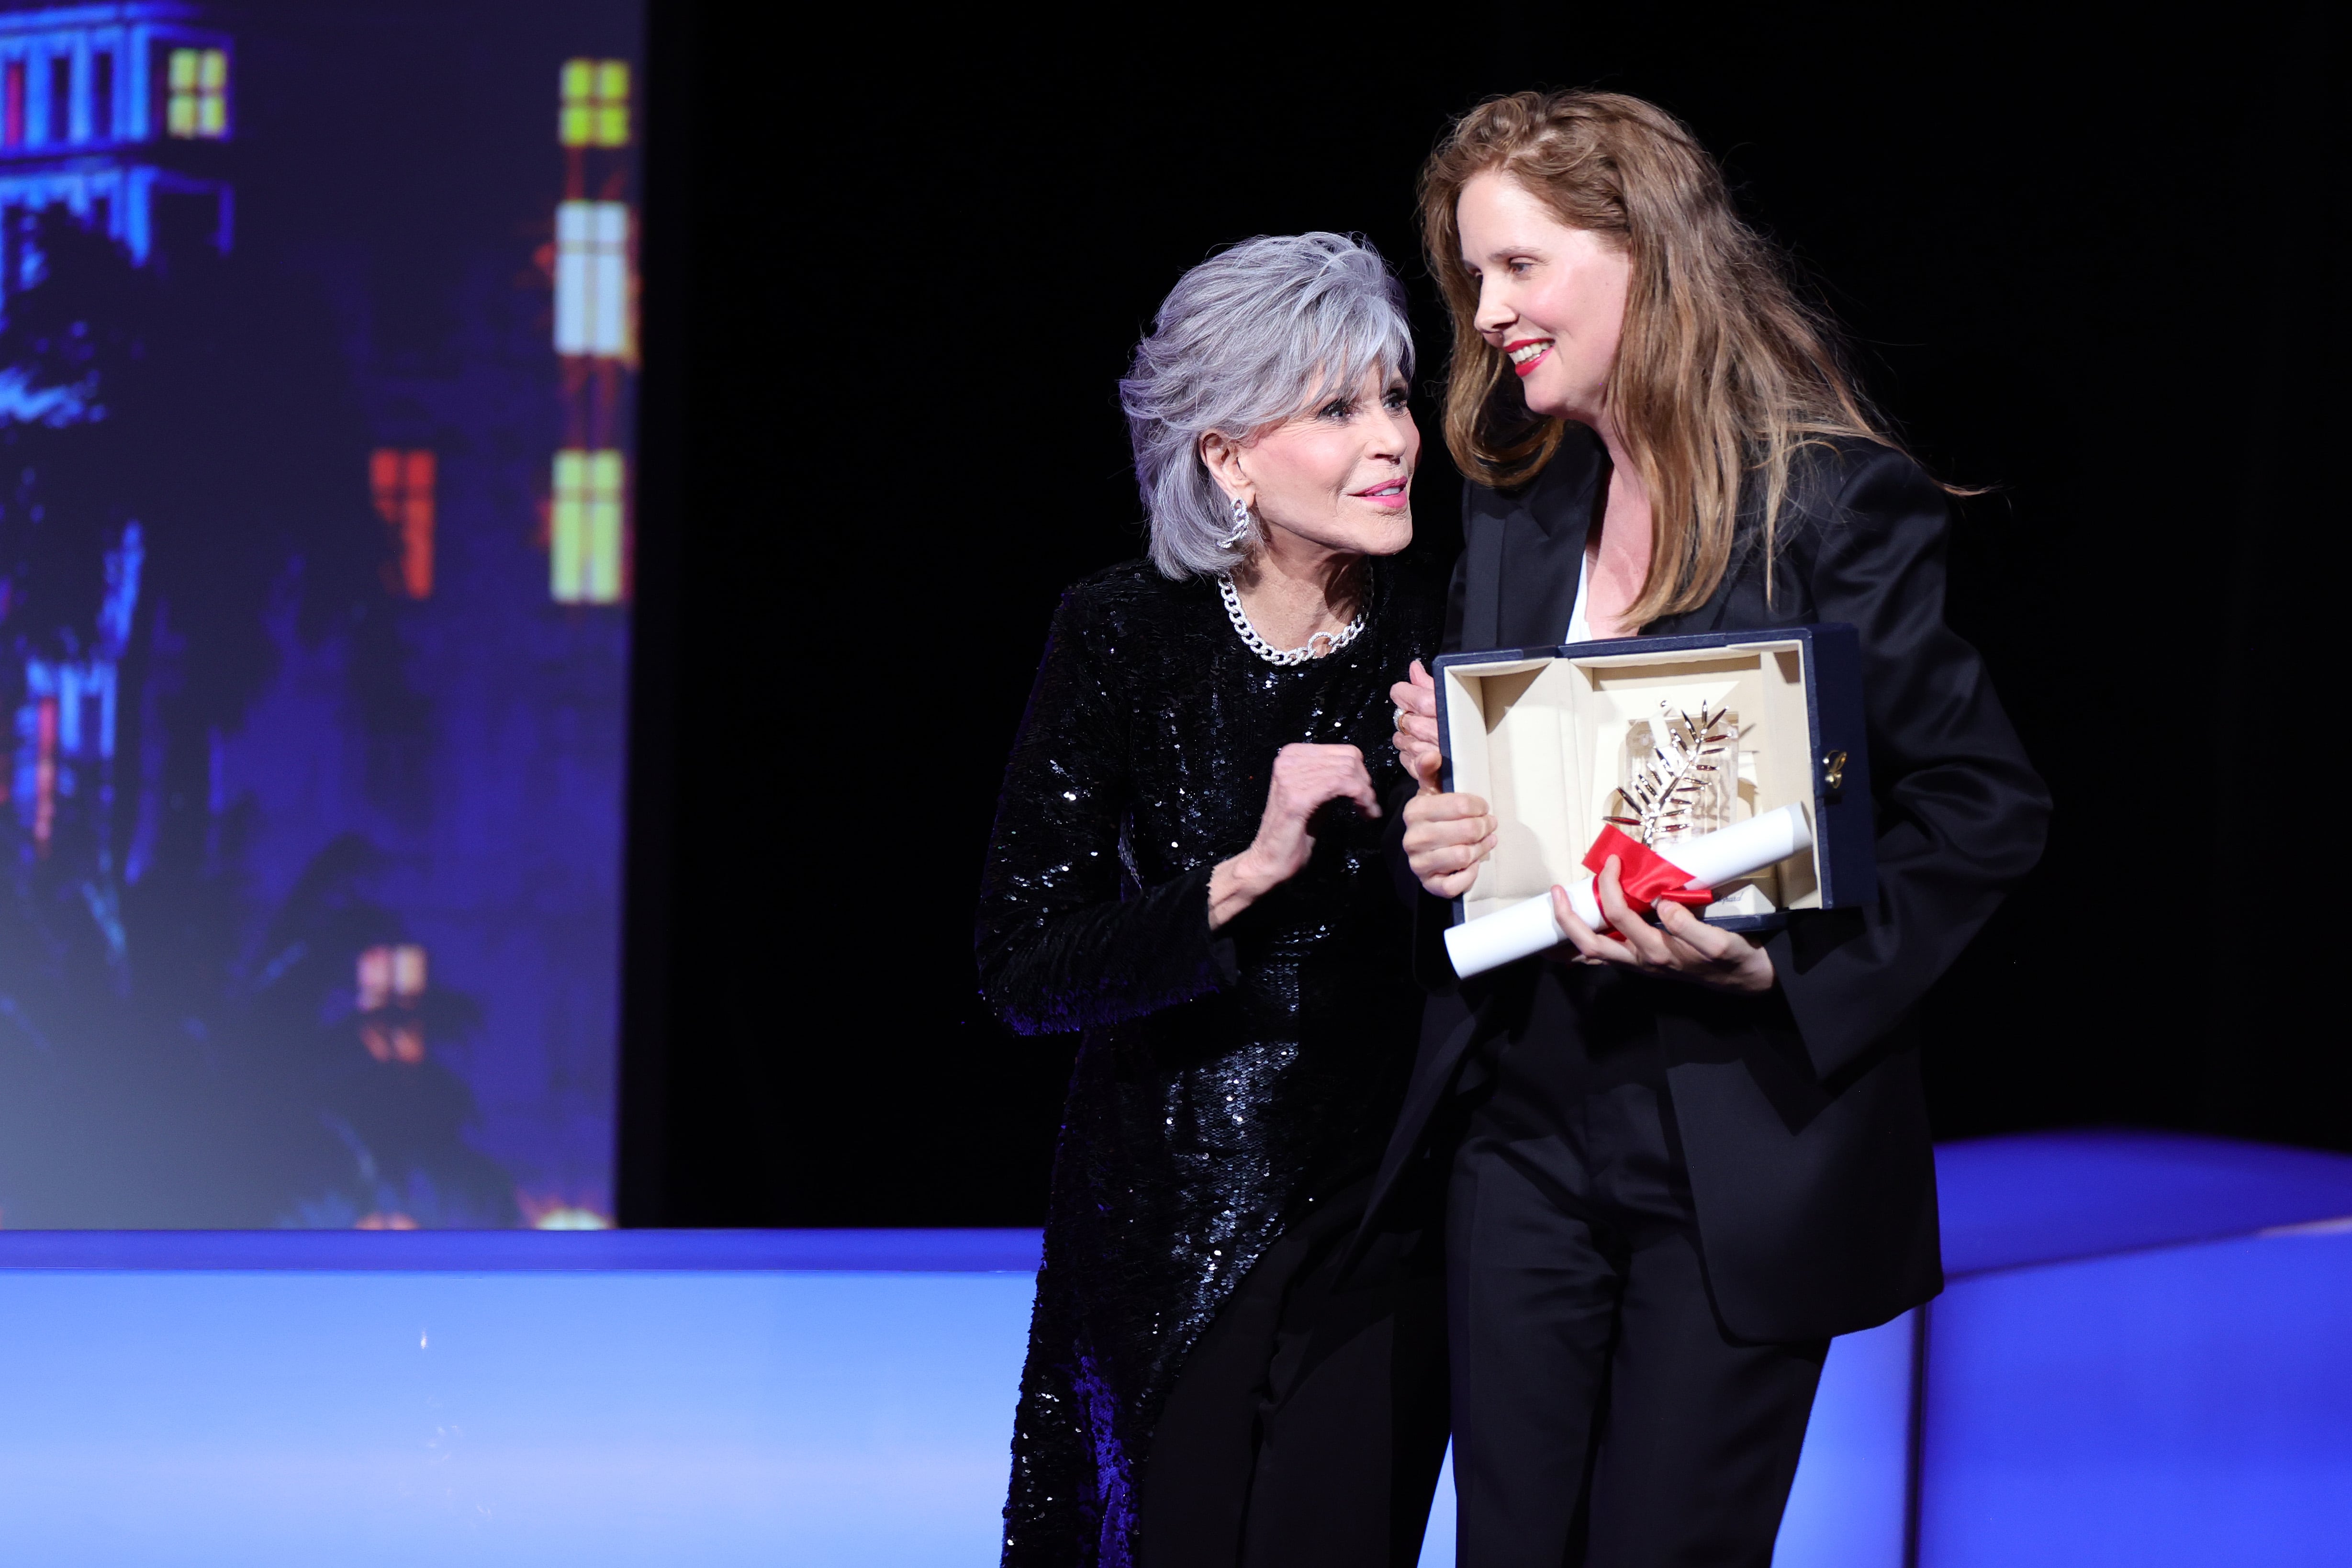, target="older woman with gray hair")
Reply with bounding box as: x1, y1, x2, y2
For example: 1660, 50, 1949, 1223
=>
978, 232, 1449, 1566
